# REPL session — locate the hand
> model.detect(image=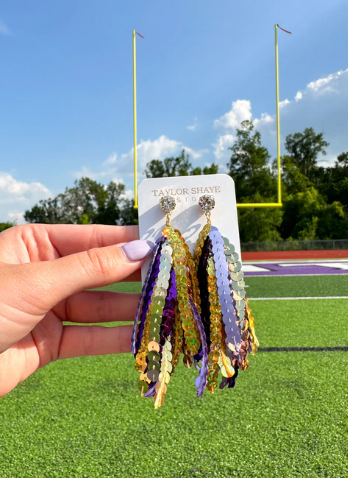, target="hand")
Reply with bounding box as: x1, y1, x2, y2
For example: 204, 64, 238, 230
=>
0, 224, 153, 397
